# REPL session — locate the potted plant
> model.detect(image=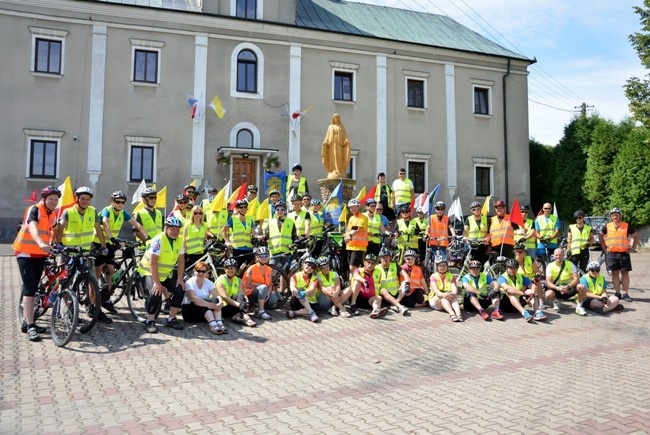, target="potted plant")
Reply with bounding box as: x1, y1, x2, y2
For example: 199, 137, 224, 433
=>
265, 154, 281, 170
216, 153, 230, 166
